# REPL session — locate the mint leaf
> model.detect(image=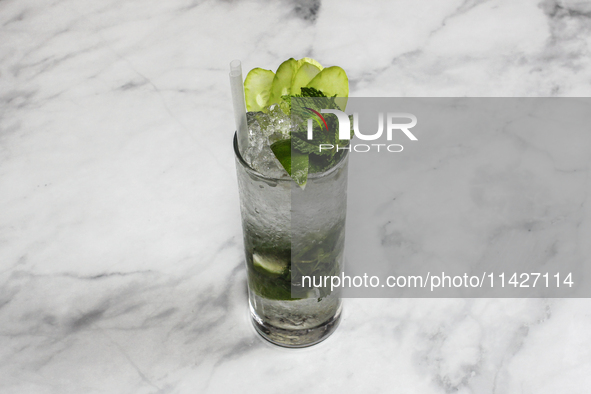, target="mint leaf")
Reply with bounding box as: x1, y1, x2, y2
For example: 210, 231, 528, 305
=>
292, 135, 331, 156
270, 139, 309, 187
270, 139, 291, 172
300, 87, 327, 98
